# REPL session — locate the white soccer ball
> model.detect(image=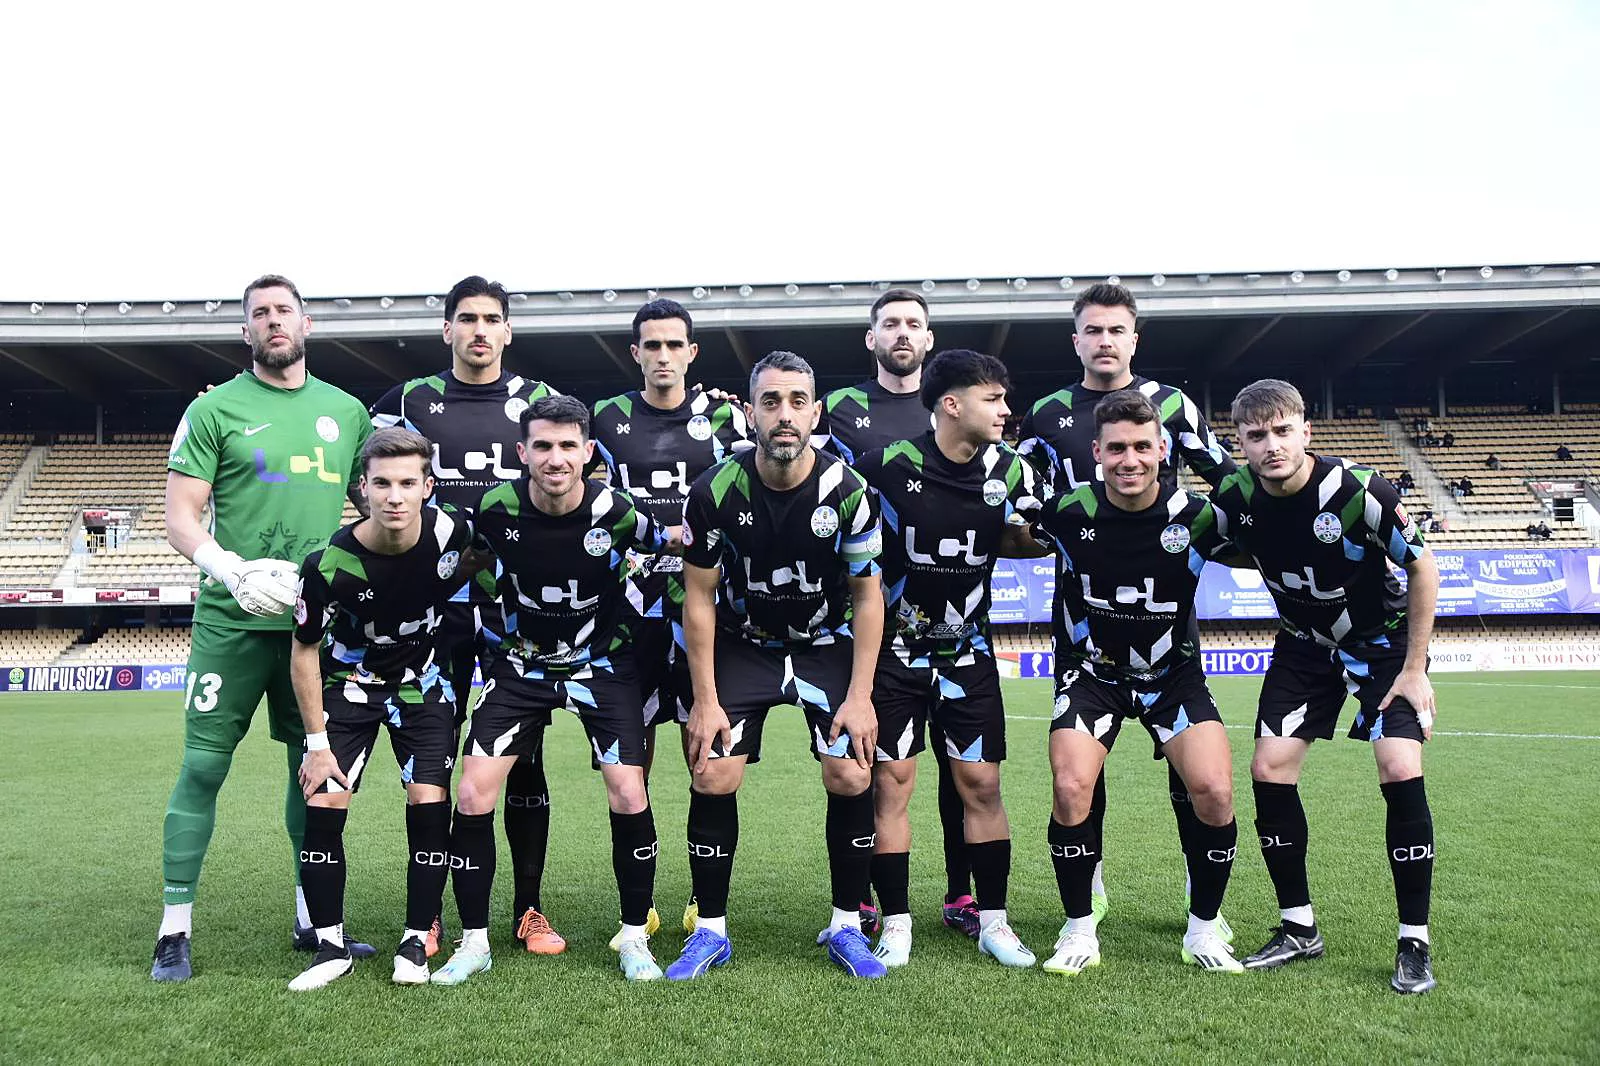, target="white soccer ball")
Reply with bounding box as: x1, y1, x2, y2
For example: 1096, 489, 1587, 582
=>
233, 559, 299, 617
